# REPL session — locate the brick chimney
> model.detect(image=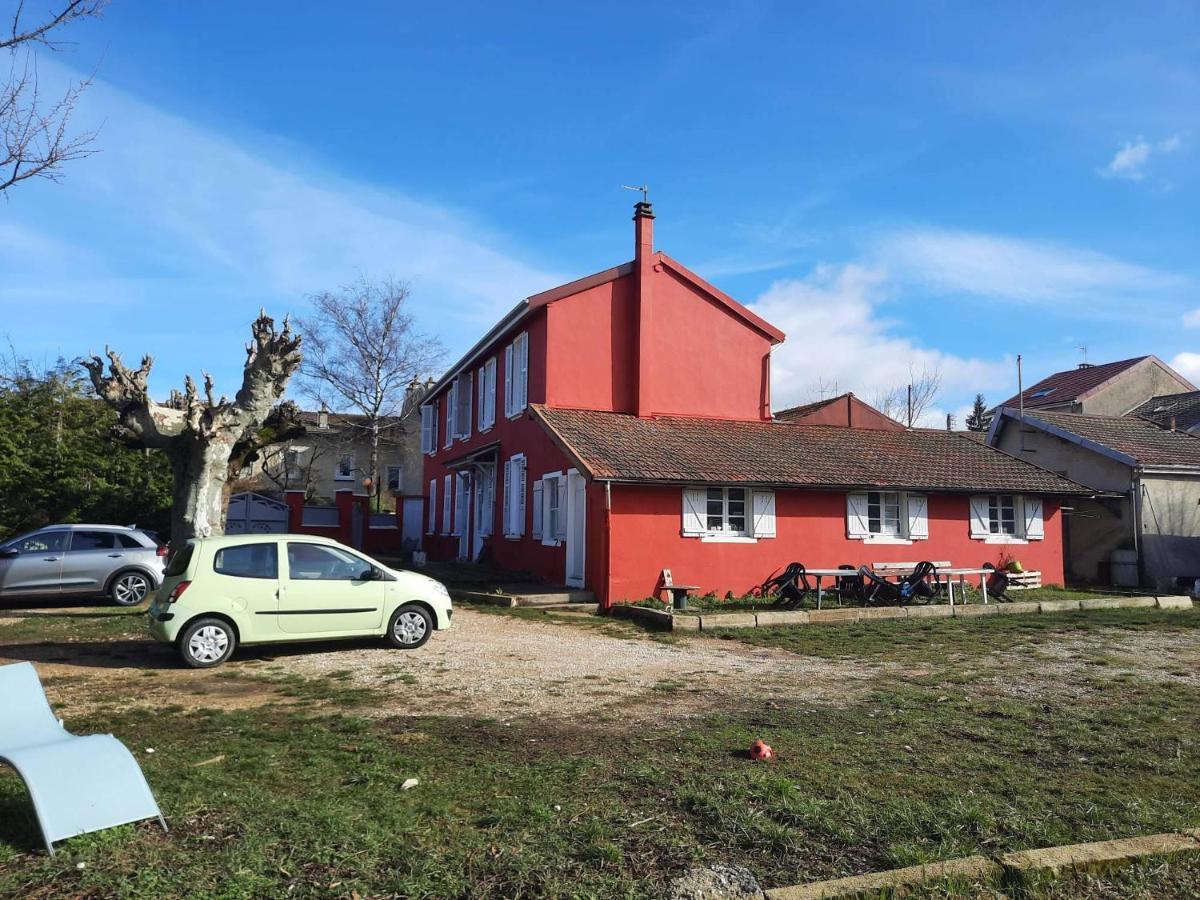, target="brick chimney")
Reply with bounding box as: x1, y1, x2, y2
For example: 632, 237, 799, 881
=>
634, 201, 656, 417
